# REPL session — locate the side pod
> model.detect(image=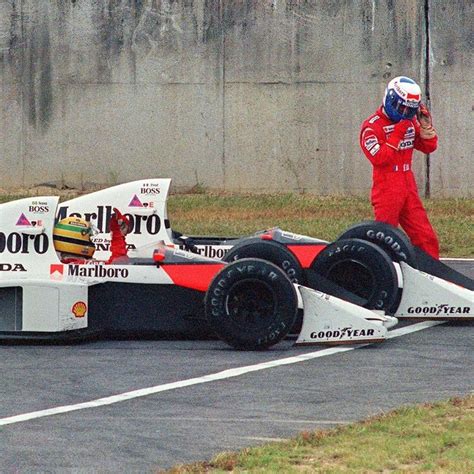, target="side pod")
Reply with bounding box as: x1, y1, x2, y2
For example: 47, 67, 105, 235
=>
0, 280, 89, 335
395, 262, 474, 320
295, 286, 388, 346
